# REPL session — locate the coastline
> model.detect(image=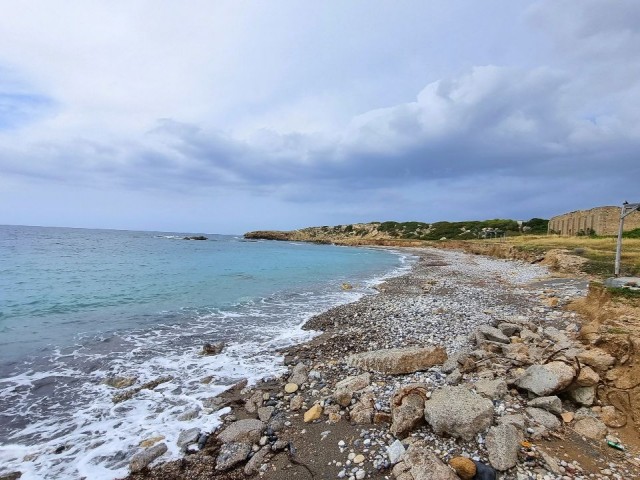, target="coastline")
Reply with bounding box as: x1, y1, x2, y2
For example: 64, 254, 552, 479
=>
121, 245, 640, 480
